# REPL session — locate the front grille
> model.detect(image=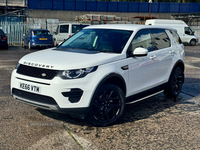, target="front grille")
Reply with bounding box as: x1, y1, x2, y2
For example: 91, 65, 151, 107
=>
17, 64, 59, 80
12, 88, 58, 105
